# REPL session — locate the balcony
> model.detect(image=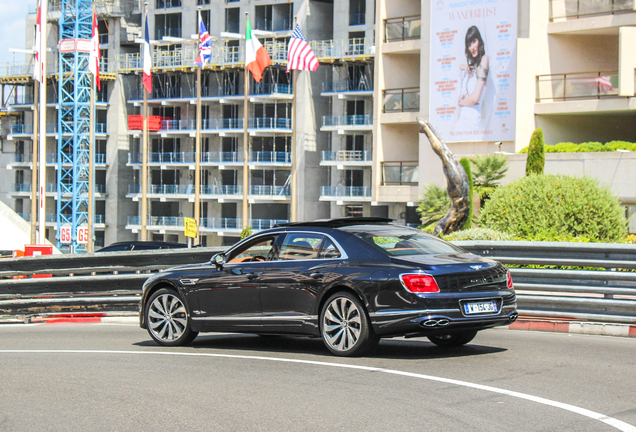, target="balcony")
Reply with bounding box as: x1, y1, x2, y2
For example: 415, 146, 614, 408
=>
128, 152, 243, 165
384, 15, 422, 42
383, 88, 420, 113
549, 0, 633, 20
321, 79, 373, 95
250, 83, 293, 98
311, 38, 375, 61
249, 151, 291, 164
320, 150, 372, 166
321, 115, 373, 131
320, 186, 372, 201
250, 185, 291, 198
201, 185, 243, 197
9, 123, 107, 136
381, 162, 418, 186
248, 117, 292, 132
536, 71, 619, 101
11, 183, 106, 195
126, 216, 287, 232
